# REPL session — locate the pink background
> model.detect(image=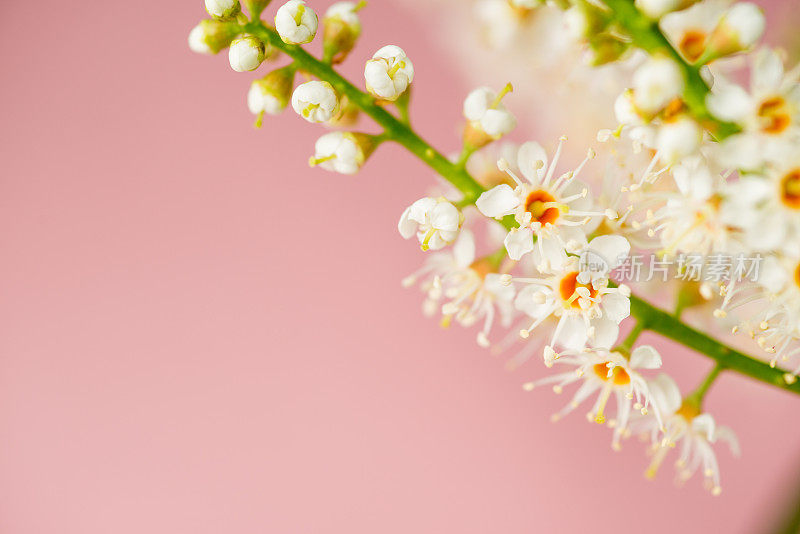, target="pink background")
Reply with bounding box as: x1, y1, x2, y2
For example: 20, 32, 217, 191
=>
2, 1, 800, 532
